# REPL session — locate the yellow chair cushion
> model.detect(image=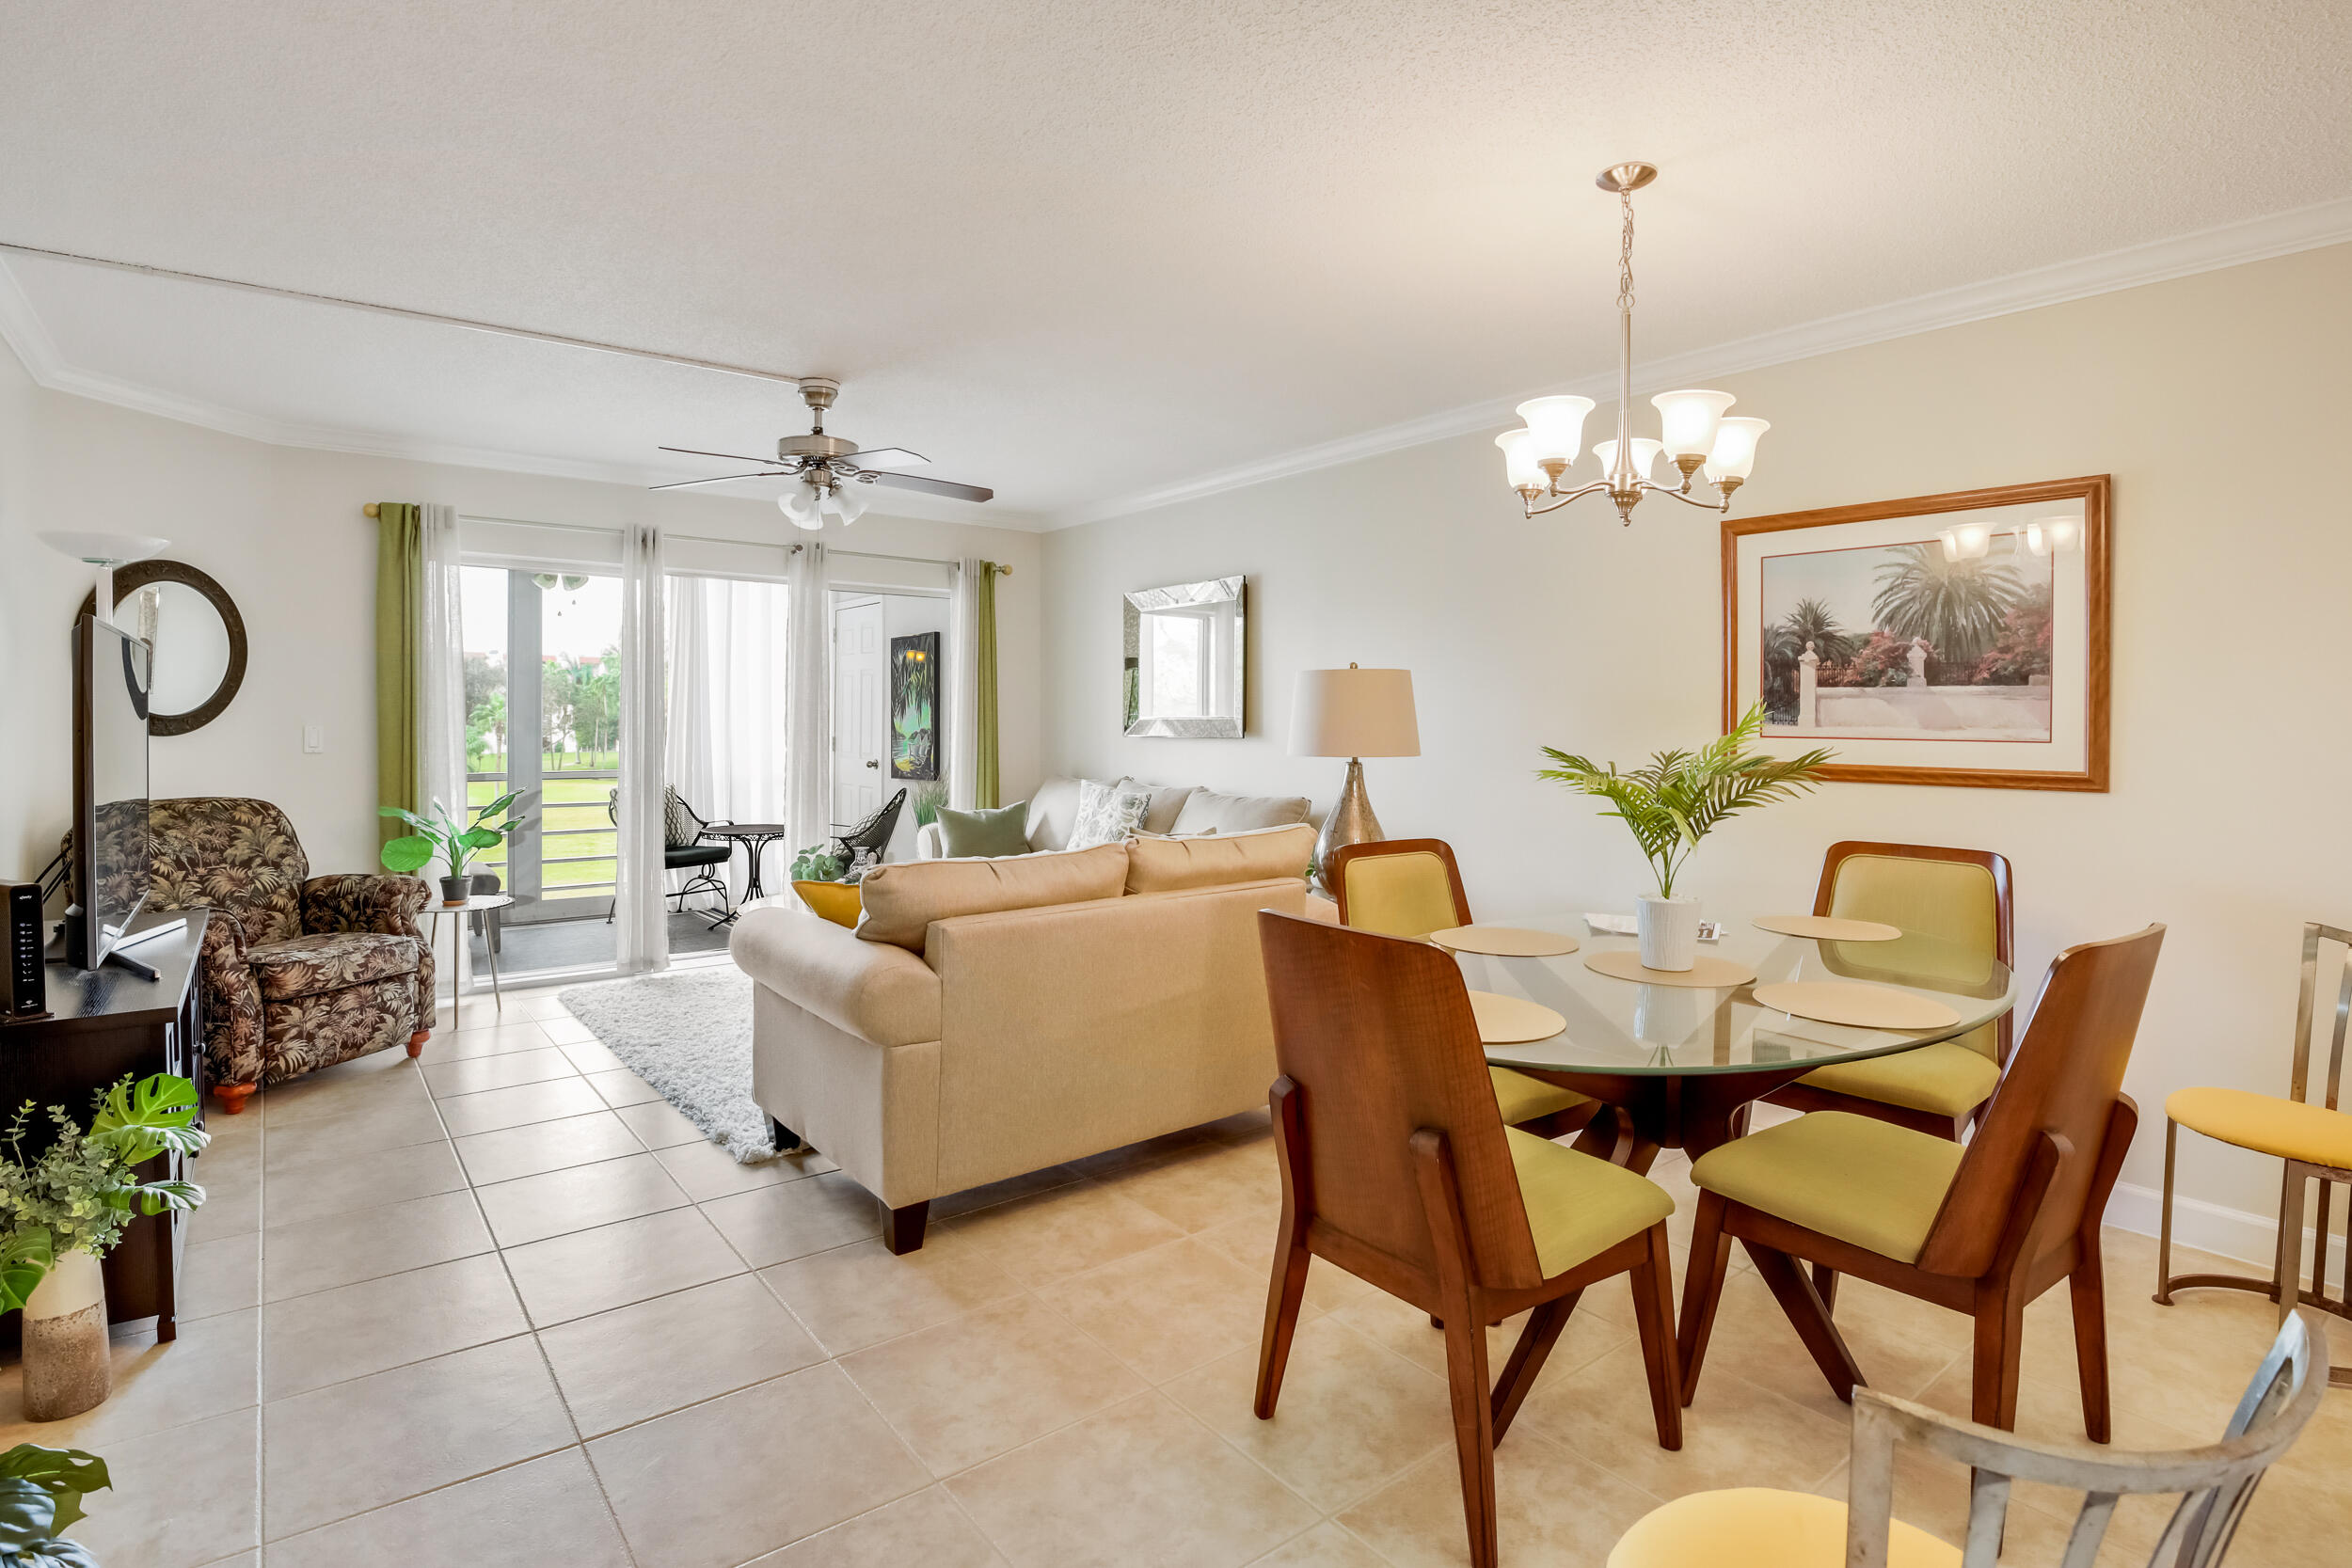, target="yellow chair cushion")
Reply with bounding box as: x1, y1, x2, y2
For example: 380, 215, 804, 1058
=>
2169, 1086, 2352, 1170
1609, 1487, 1959, 1568
1829, 855, 2001, 1061
1793, 1042, 2001, 1118
793, 879, 863, 928
1340, 851, 1459, 940
1492, 1067, 1590, 1127
1505, 1127, 1674, 1278
1690, 1111, 1964, 1264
